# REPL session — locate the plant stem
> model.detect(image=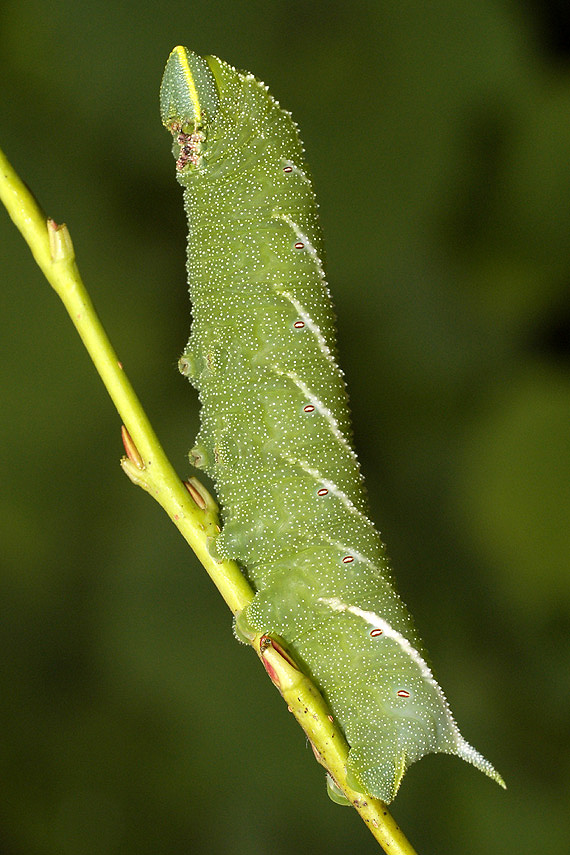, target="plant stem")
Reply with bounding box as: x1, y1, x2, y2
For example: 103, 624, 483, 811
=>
0, 145, 251, 615
0, 143, 418, 855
